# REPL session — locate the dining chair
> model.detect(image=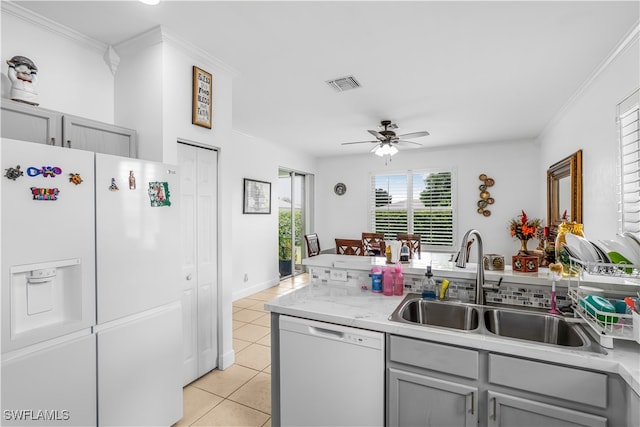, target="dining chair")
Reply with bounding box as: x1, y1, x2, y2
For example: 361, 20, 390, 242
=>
361, 232, 386, 256
304, 233, 321, 257
335, 238, 364, 256
397, 233, 421, 259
